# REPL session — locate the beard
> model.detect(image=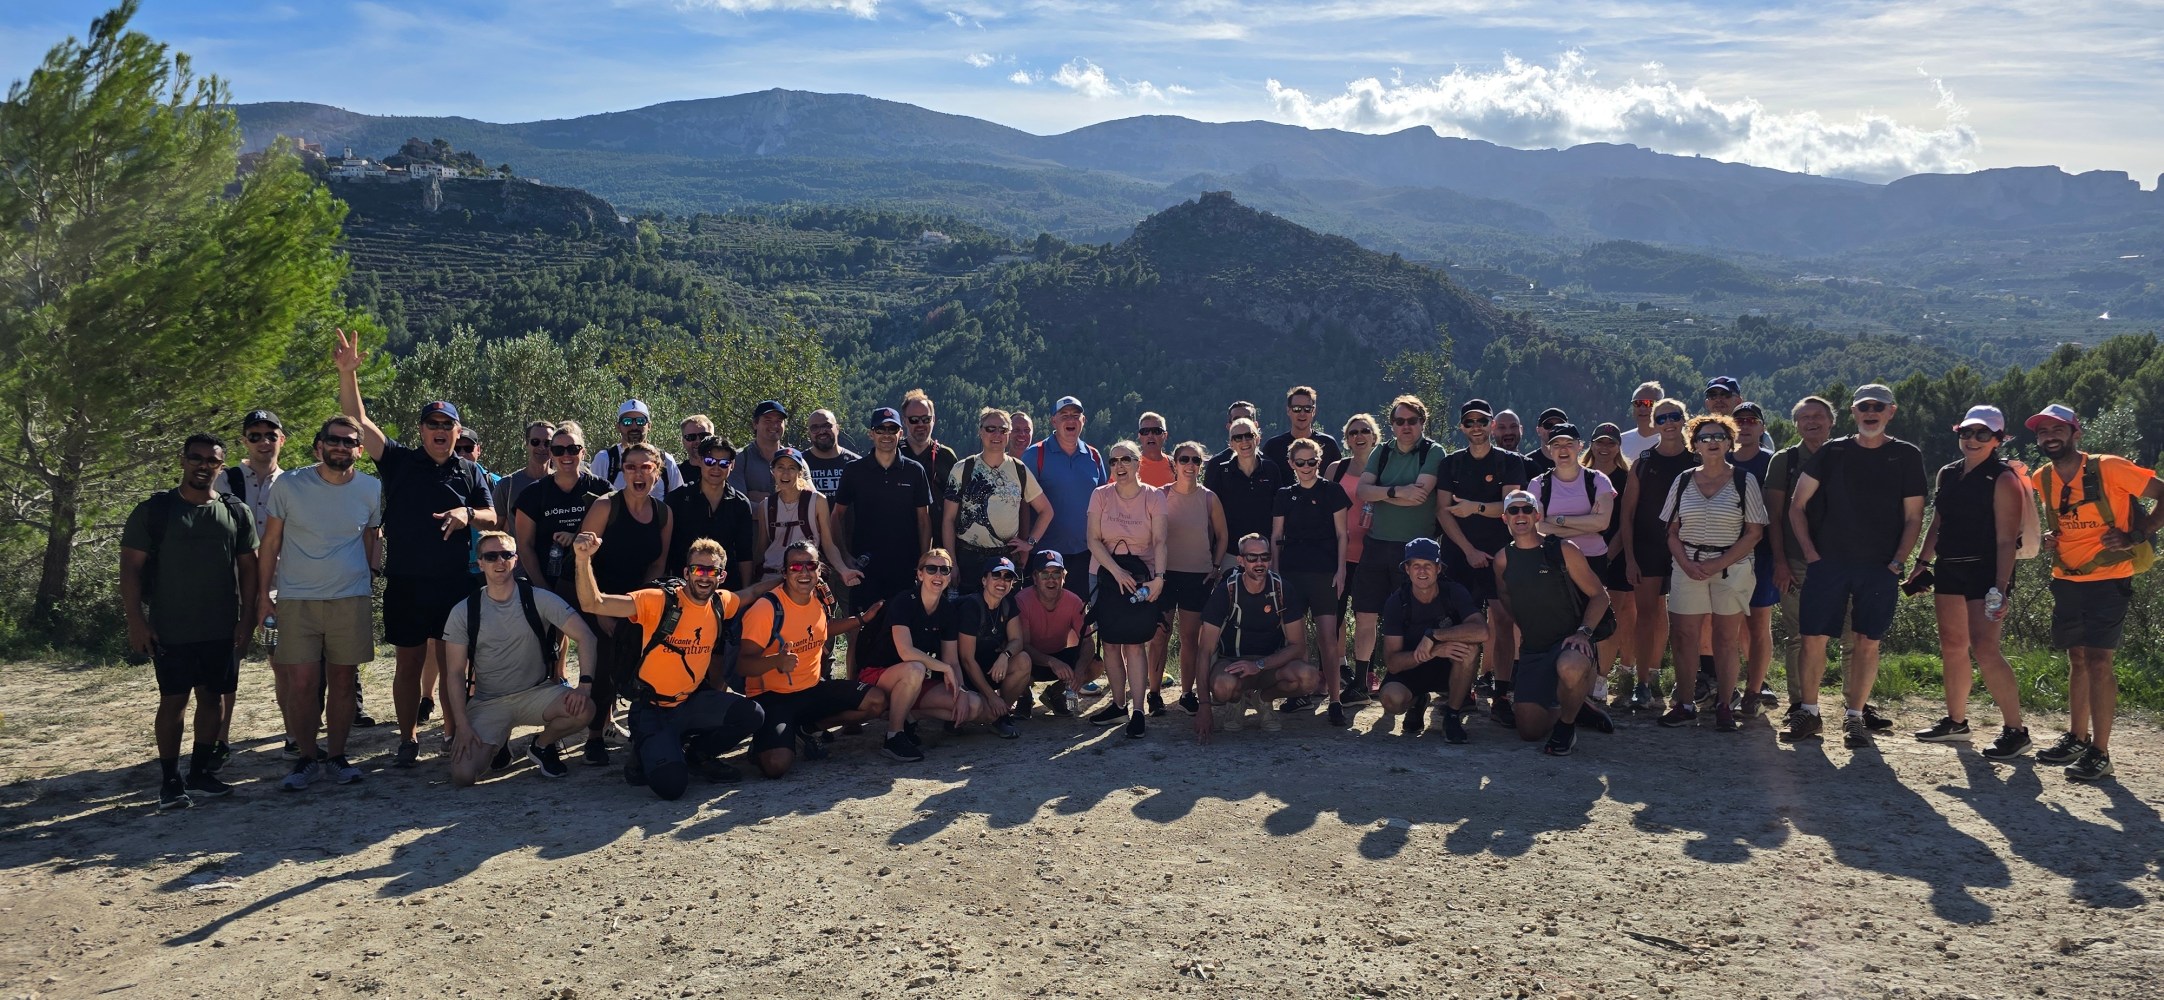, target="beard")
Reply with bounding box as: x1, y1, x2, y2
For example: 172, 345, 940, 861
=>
2039, 437, 2069, 457
323, 451, 356, 472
